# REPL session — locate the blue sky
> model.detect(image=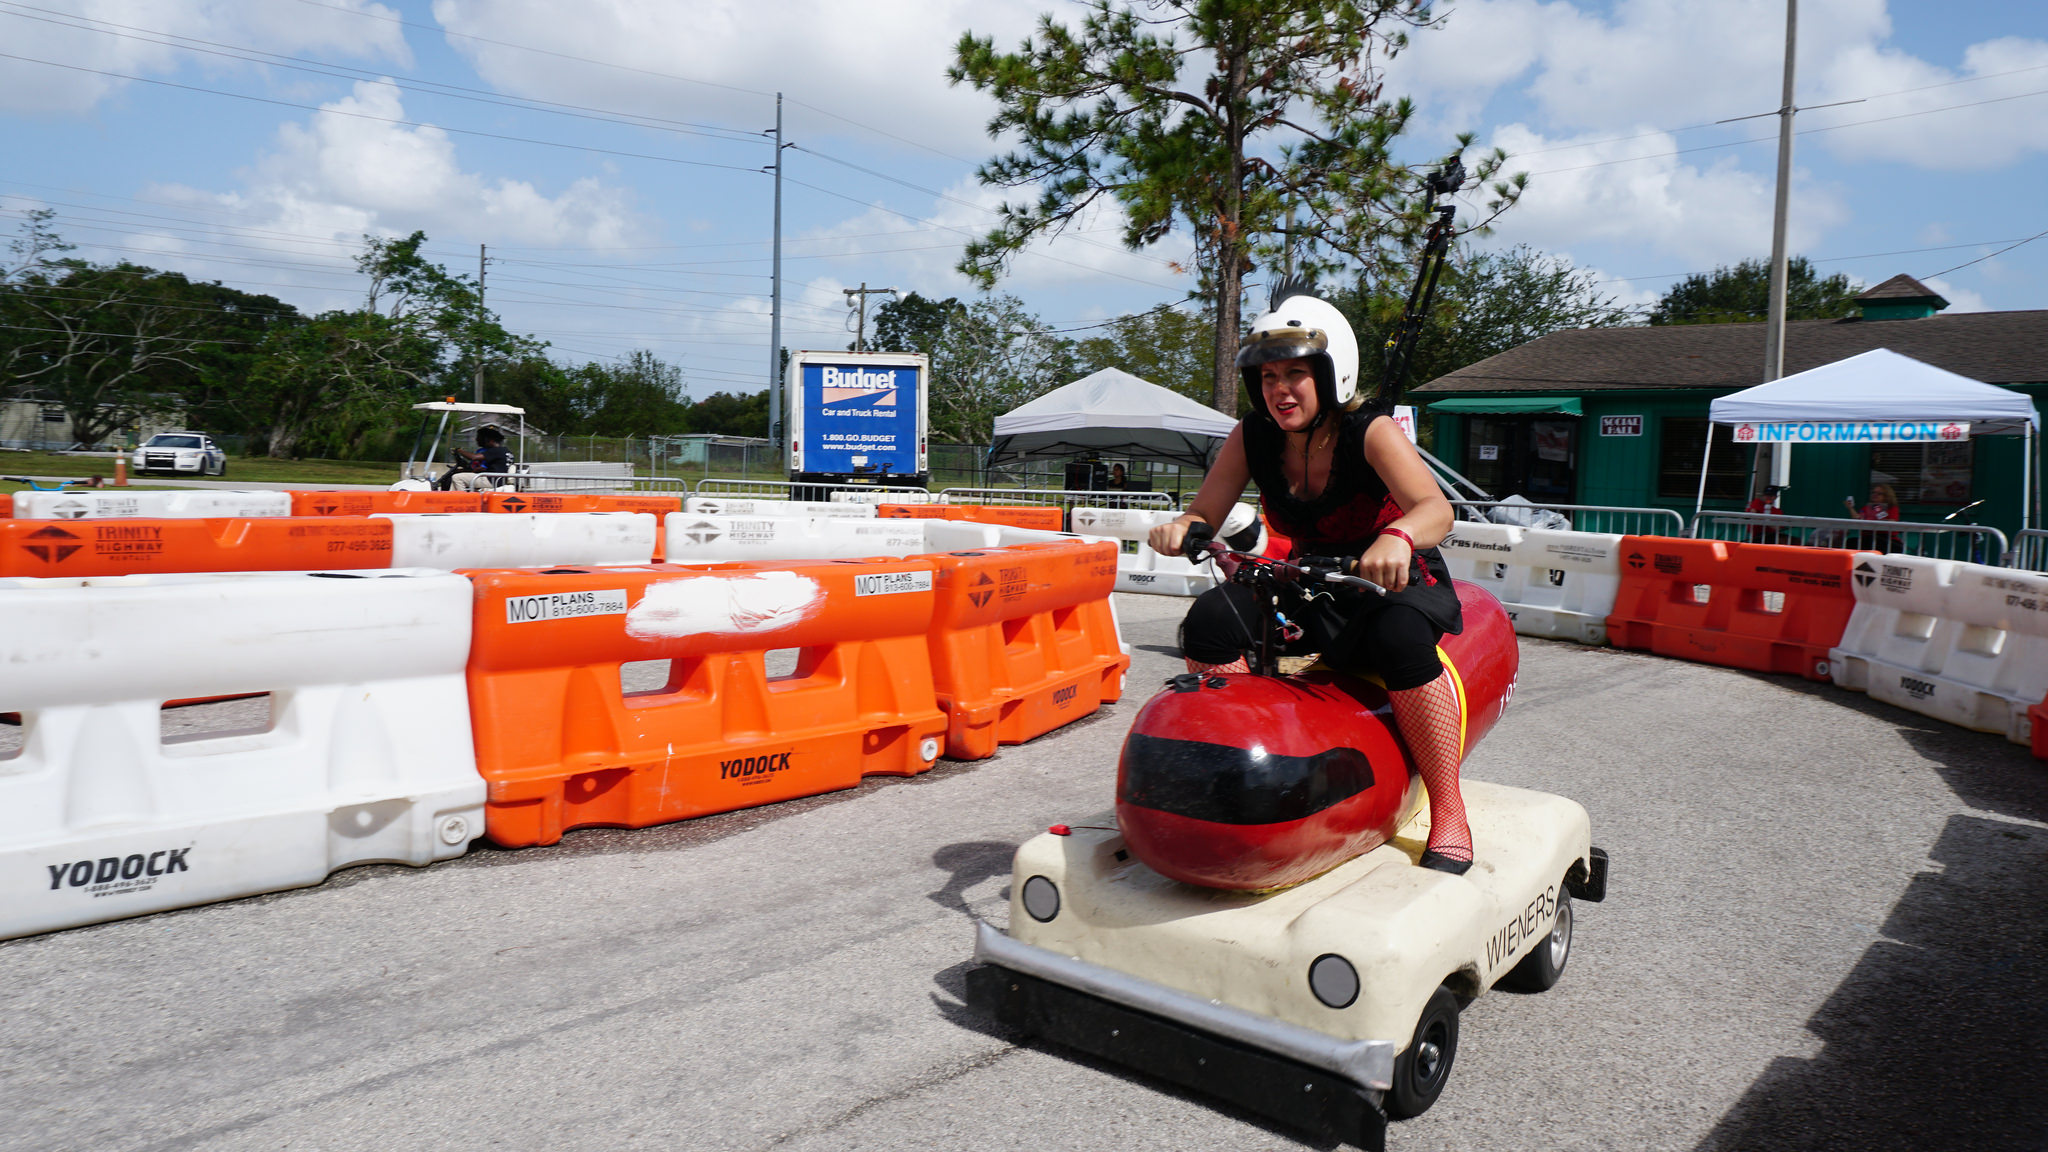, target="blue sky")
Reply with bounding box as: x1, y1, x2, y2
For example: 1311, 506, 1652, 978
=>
3, 0, 2044, 398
